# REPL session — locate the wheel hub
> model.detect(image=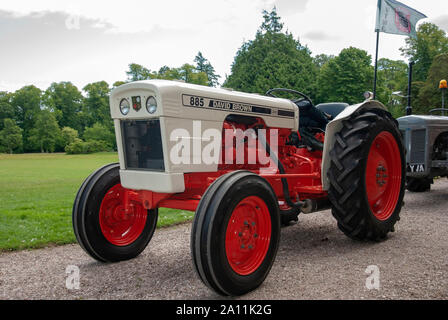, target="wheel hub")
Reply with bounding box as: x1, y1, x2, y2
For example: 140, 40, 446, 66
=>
376, 164, 388, 187
238, 220, 257, 249
225, 196, 271, 275
99, 184, 147, 246
365, 131, 402, 221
